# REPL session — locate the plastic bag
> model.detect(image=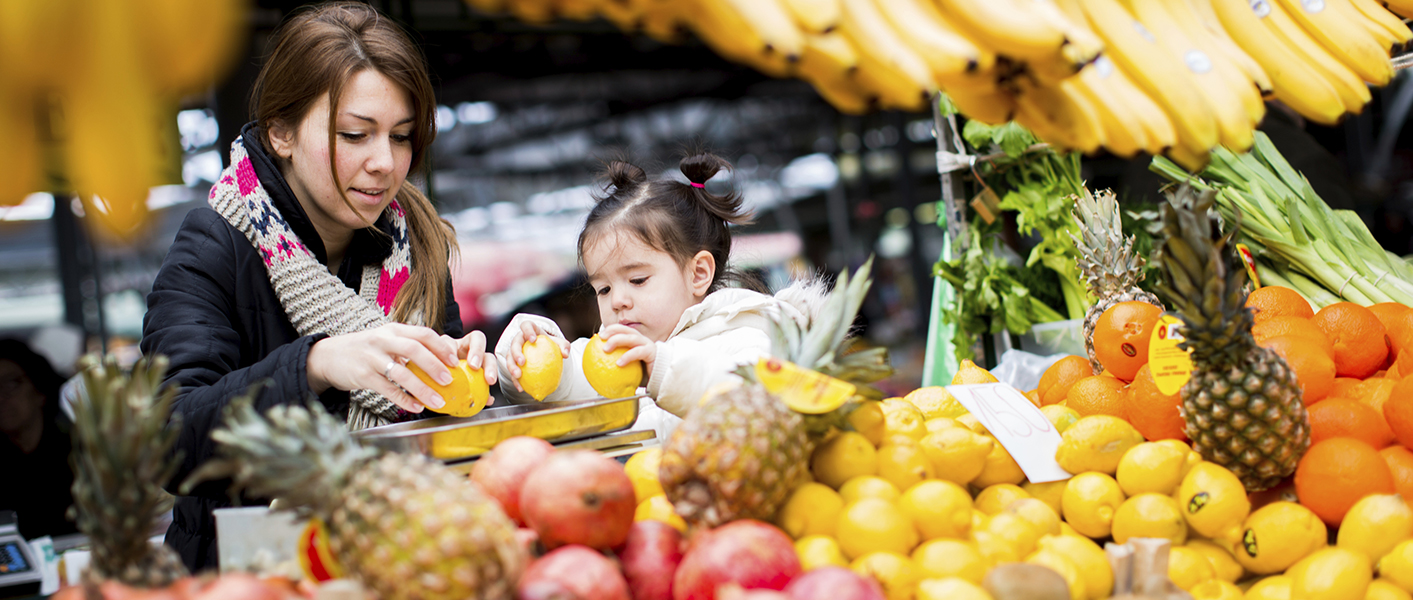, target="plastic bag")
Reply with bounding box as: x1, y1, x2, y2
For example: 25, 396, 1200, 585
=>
989, 349, 1070, 392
